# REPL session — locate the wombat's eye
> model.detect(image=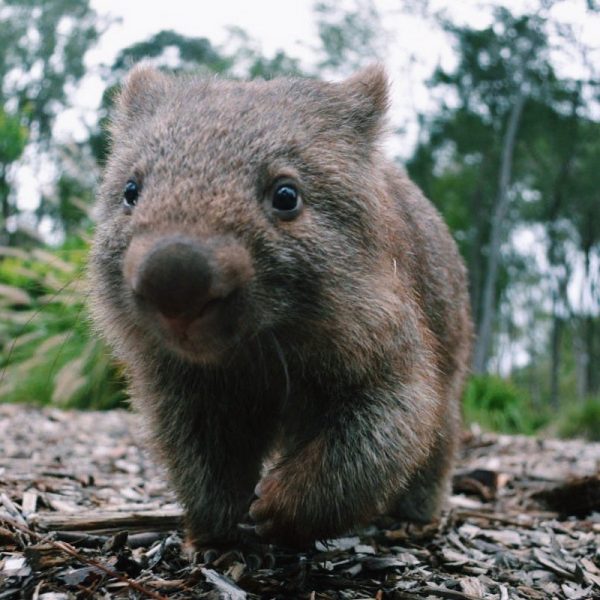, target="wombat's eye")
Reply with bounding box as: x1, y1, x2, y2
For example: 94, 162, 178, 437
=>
271, 182, 302, 220
122, 179, 140, 214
